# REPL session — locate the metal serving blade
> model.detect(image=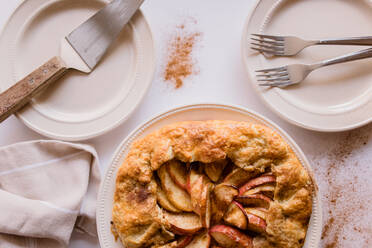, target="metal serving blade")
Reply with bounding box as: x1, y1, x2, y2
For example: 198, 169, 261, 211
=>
66, 0, 144, 70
